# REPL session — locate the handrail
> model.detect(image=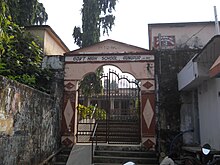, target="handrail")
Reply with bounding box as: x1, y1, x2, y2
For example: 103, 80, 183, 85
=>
91, 104, 97, 119
91, 122, 98, 138
38, 146, 65, 165
91, 122, 98, 164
